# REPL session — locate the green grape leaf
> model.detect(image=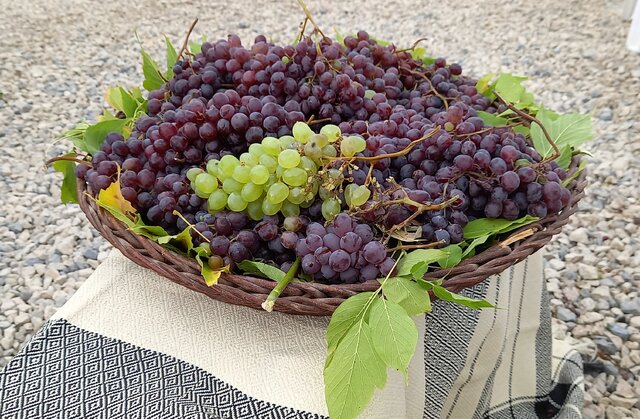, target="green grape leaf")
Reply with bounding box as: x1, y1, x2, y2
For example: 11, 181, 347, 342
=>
157, 226, 193, 253
84, 118, 130, 154
189, 35, 206, 54
237, 260, 286, 281
461, 235, 491, 258
410, 261, 429, 280
462, 215, 538, 239
326, 292, 376, 357
57, 122, 90, 152
52, 158, 78, 204
369, 297, 418, 378
381, 277, 431, 316
562, 158, 587, 187
476, 72, 497, 95
165, 36, 178, 78
476, 110, 509, 127
438, 244, 462, 269
555, 145, 573, 170
130, 220, 170, 241
104, 87, 138, 118
426, 283, 495, 309
395, 249, 447, 276
530, 109, 593, 167
141, 48, 165, 91
324, 319, 387, 419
